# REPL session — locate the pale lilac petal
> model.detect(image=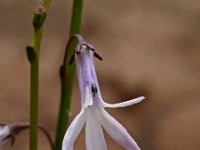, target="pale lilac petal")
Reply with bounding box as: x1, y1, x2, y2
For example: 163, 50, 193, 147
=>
75, 50, 84, 102
0, 126, 12, 149
62, 109, 86, 150
85, 109, 107, 150
99, 109, 140, 150
75, 45, 94, 106
0, 126, 10, 141
88, 51, 104, 102
104, 96, 145, 108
